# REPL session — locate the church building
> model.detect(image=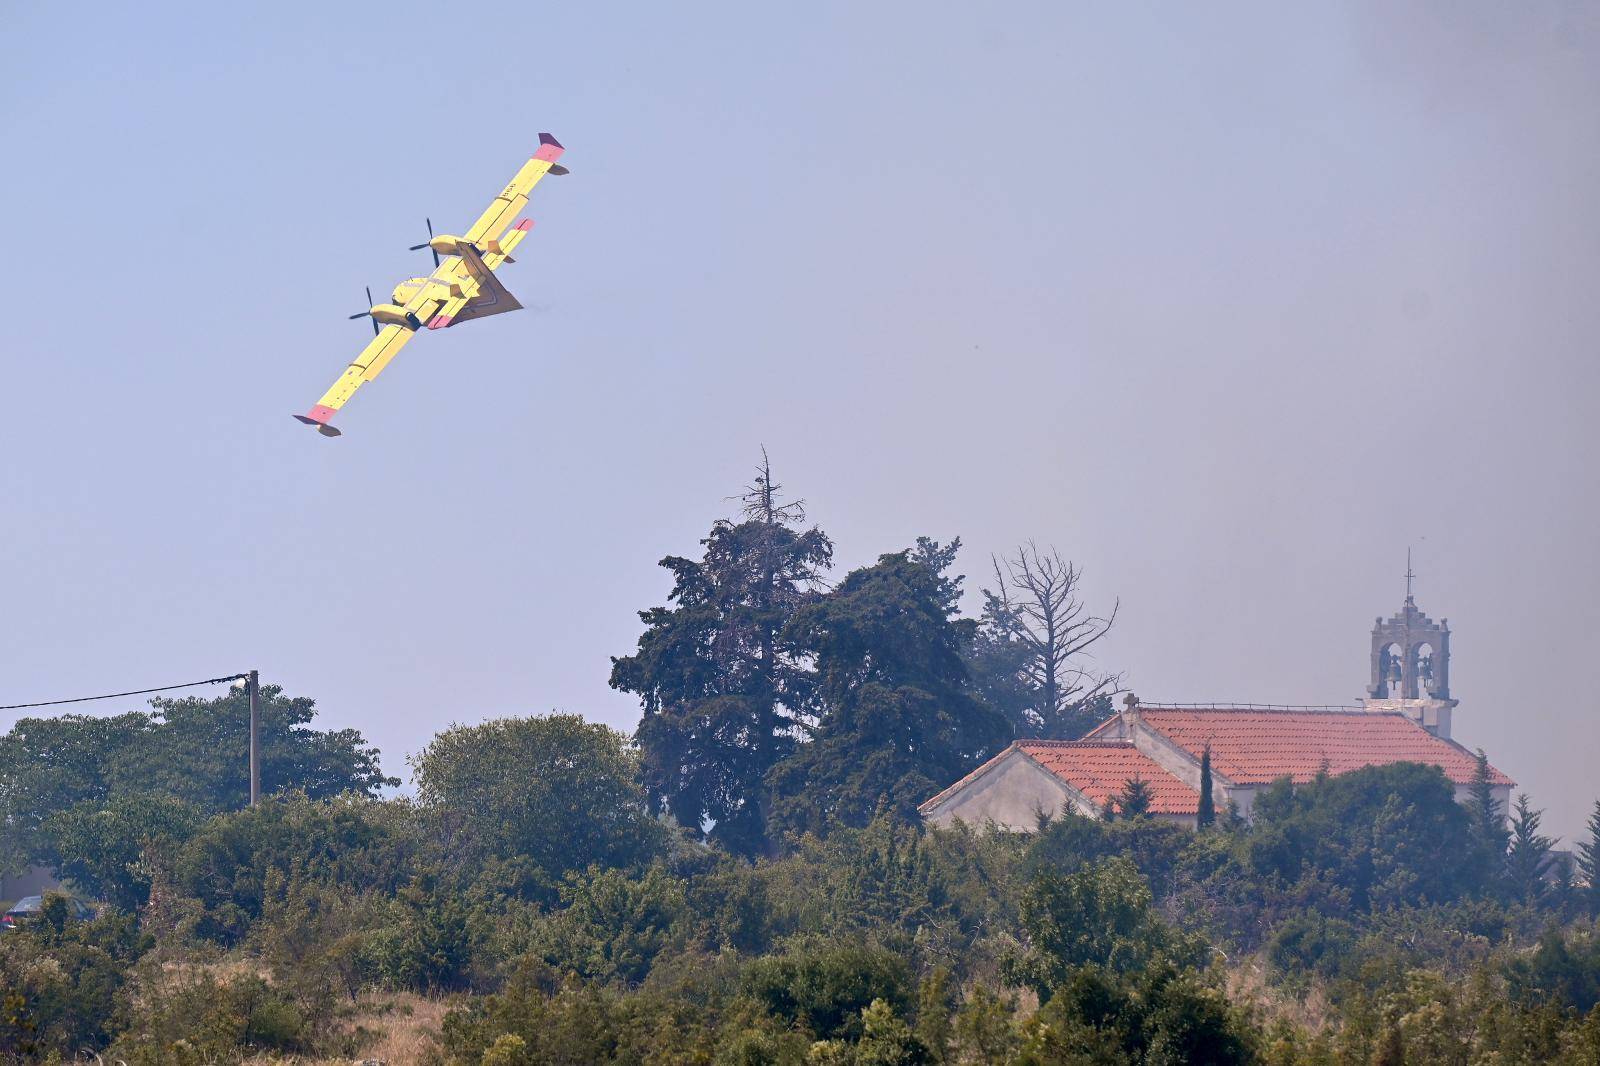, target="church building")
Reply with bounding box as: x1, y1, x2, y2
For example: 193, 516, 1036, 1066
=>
920, 585, 1514, 831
